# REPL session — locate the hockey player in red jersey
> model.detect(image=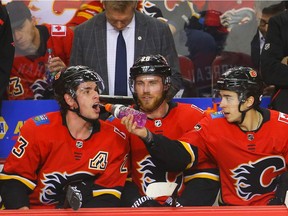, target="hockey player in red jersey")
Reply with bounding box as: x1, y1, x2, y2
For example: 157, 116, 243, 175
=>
0, 65, 129, 209
122, 66, 288, 206
6, 1, 73, 100
117, 54, 219, 207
